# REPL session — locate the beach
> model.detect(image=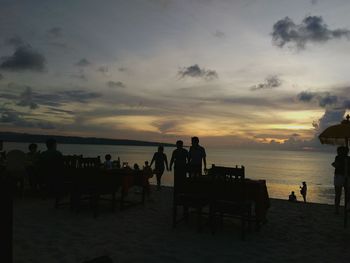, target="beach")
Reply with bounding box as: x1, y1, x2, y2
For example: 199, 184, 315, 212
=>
14, 186, 350, 263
